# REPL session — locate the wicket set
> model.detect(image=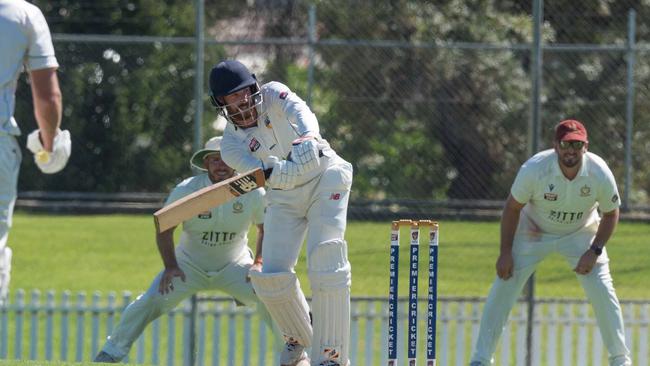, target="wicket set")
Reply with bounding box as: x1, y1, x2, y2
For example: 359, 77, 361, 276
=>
387, 219, 439, 366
